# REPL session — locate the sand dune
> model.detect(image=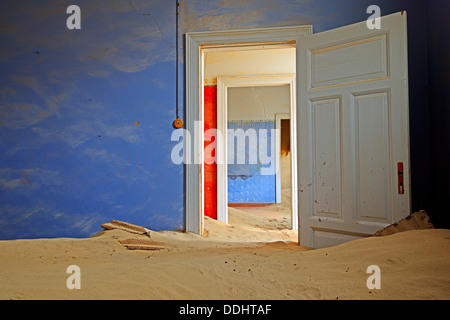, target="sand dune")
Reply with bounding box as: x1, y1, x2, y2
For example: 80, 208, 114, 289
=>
0, 206, 449, 300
